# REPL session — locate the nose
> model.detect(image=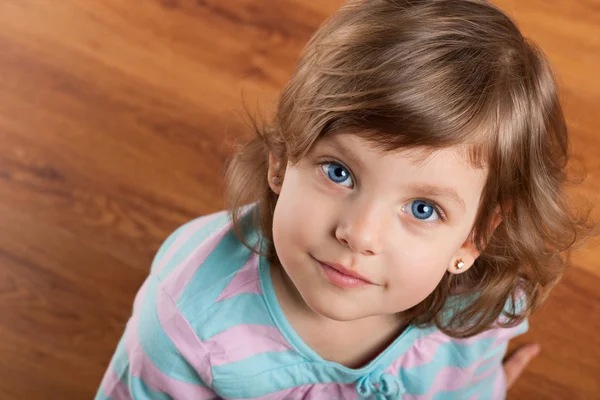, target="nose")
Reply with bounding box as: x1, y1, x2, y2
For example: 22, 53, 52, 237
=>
335, 201, 384, 256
